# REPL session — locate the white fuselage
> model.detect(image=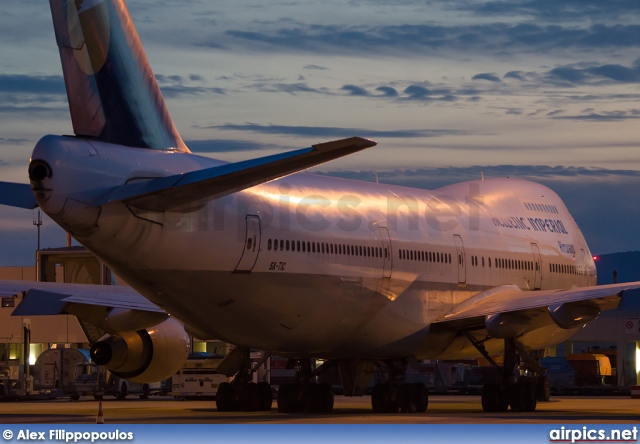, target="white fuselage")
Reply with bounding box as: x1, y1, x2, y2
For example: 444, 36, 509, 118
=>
32, 135, 597, 359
